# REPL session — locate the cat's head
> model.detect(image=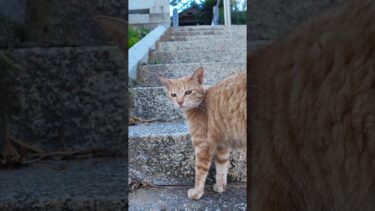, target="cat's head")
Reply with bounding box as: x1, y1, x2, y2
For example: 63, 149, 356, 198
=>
159, 67, 205, 111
